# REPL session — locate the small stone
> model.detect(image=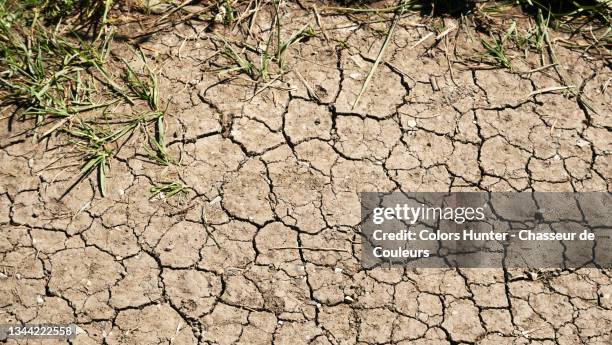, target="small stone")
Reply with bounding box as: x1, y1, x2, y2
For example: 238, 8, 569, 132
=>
576, 139, 590, 147
334, 267, 343, 274
214, 6, 226, 23
36, 295, 44, 304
